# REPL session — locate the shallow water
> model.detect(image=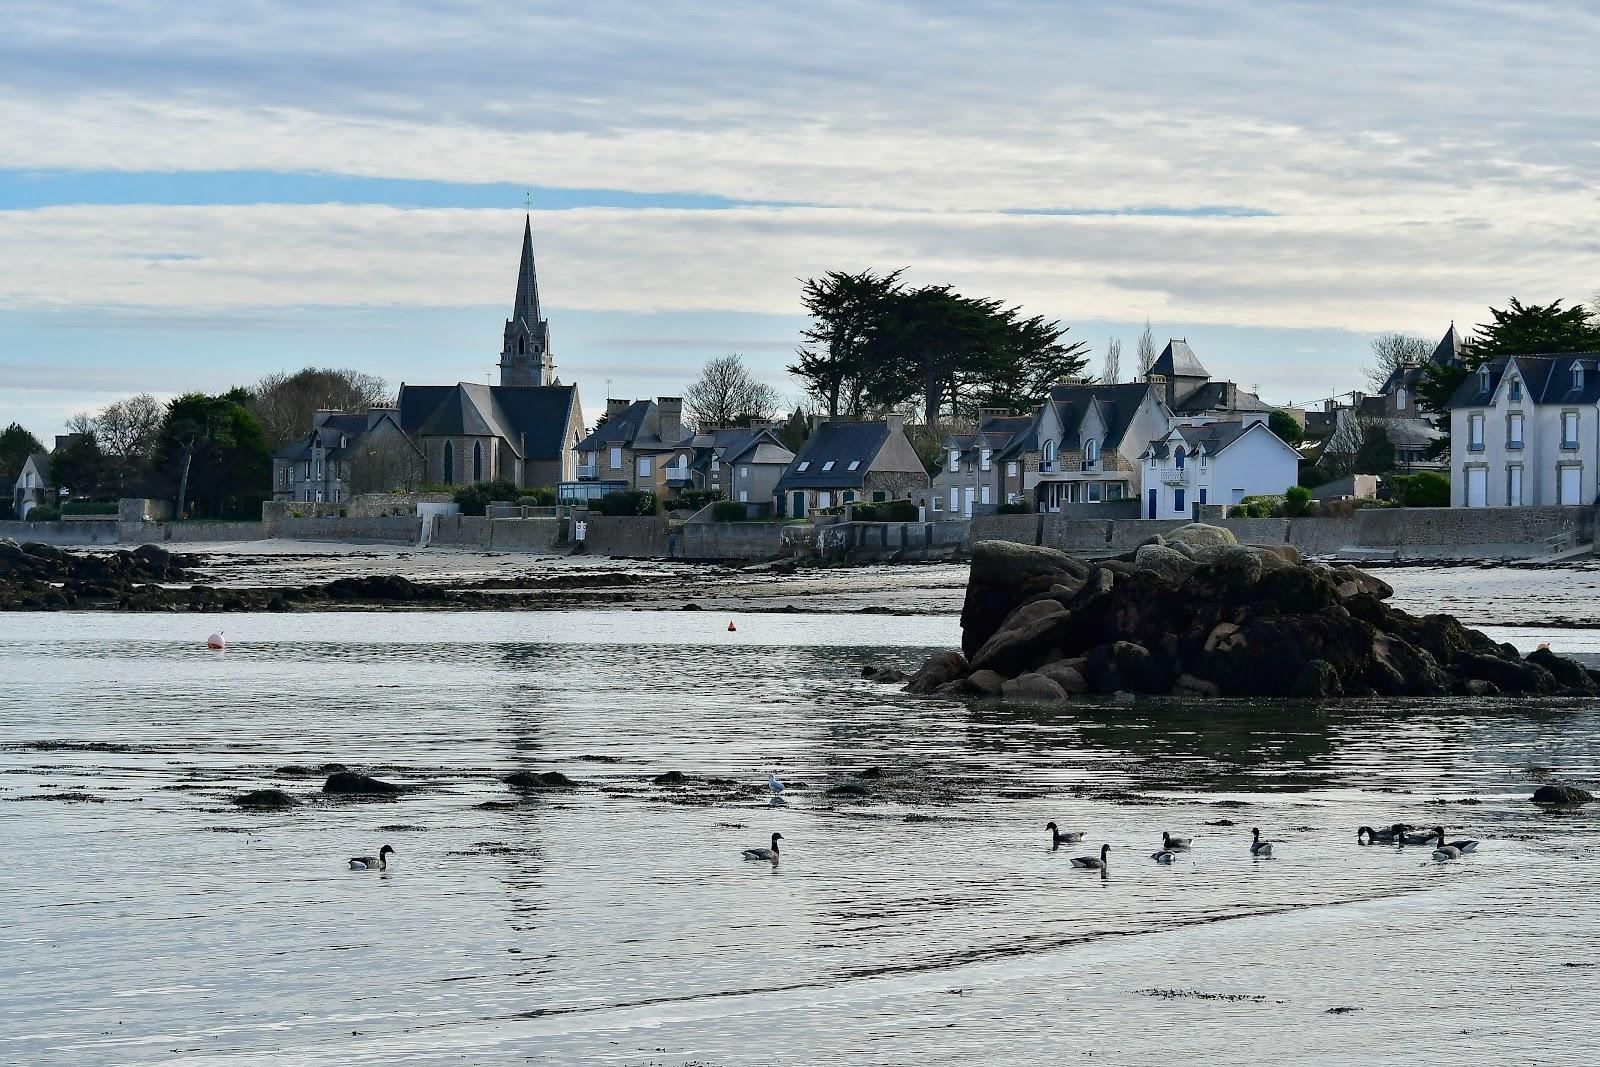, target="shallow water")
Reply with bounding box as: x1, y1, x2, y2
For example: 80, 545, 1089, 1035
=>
4, 607, 1600, 1066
